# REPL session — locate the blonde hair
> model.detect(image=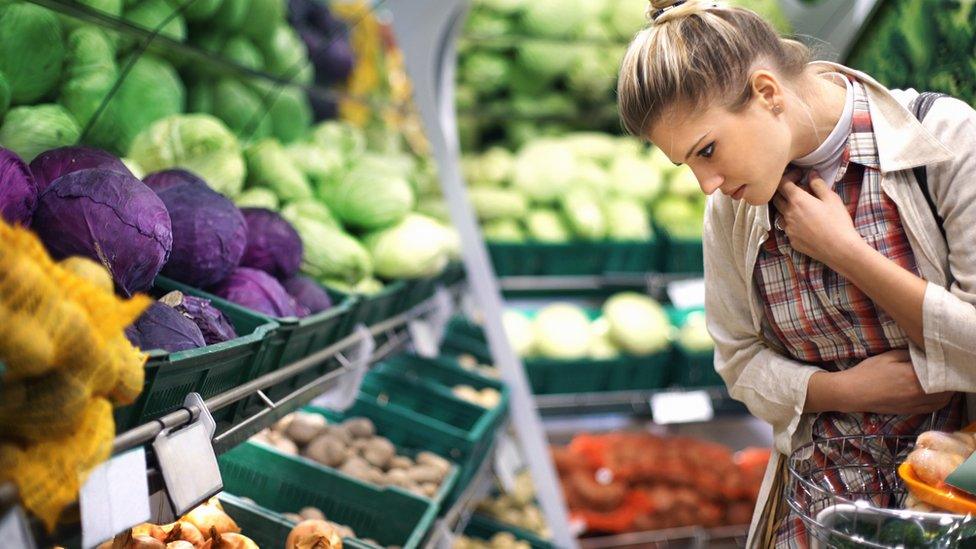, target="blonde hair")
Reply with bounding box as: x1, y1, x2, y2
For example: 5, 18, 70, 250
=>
617, 0, 810, 138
